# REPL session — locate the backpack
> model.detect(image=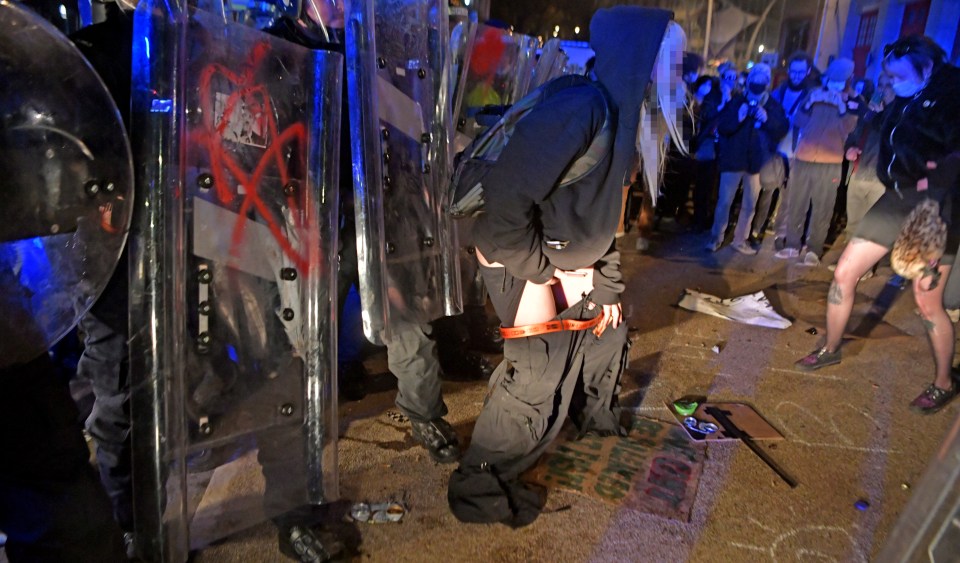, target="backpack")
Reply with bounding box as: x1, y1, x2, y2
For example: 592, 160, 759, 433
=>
448, 74, 614, 219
